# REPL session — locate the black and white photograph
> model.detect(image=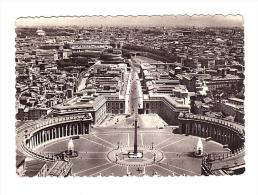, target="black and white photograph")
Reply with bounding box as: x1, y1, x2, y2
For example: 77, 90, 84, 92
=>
1, 1, 258, 195
15, 15, 245, 177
